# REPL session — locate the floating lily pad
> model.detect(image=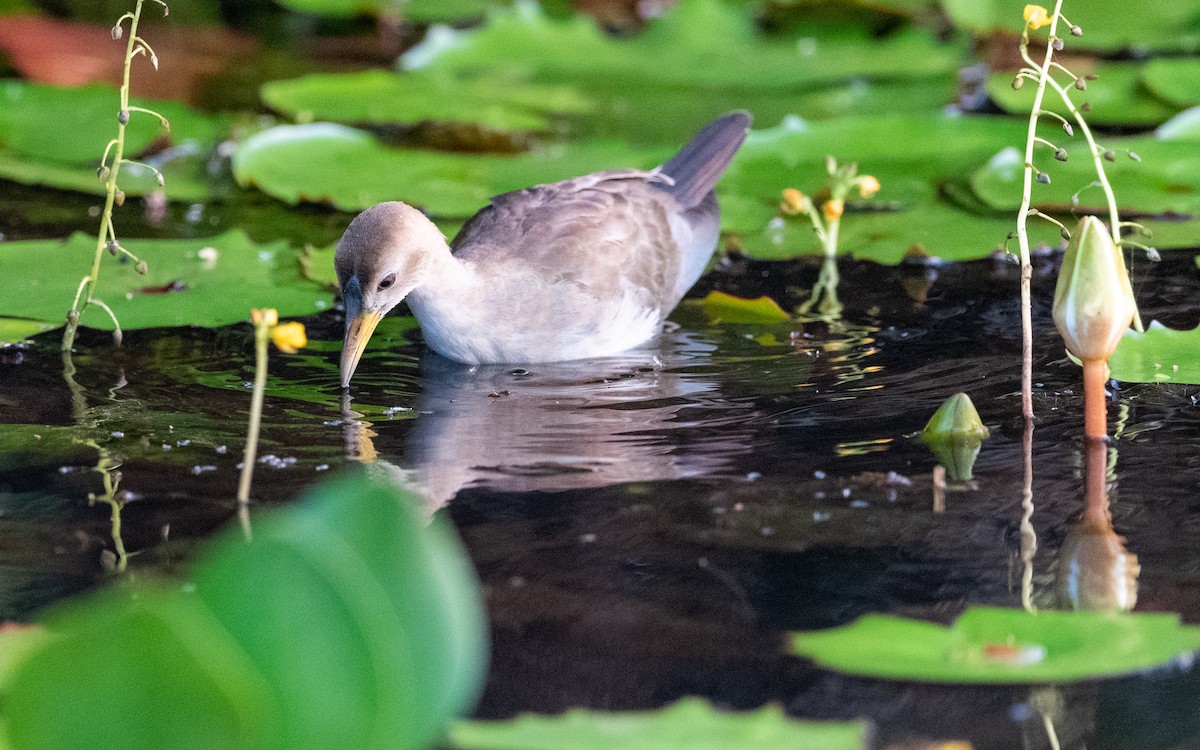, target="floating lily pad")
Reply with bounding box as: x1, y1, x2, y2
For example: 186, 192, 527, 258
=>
971, 140, 1200, 218
0, 231, 333, 330
1142, 59, 1200, 108
730, 201, 1028, 264
791, 606, 1200, 683
0, 80, 226, 200
448, 699, 869, 750
940, 0, 1200, 53
261, 69, 592, 132
233, 122, 670, 215
987, 62, 1180, 128
1109, 321, 1200, 384
0, 317, 57, 345
403, 0, 966, 91
698, 291, 791, 323
1156, 107, 1200, 141
720, 113, 1030, 234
